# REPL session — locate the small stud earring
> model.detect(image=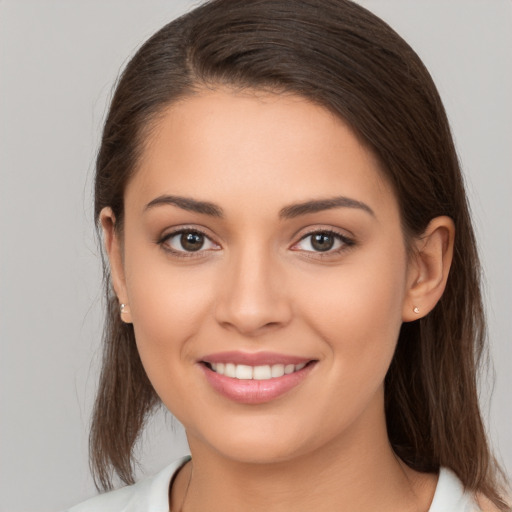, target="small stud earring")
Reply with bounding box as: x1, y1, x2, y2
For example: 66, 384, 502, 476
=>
413, 306, 420, 314
119, 303, 132, 324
